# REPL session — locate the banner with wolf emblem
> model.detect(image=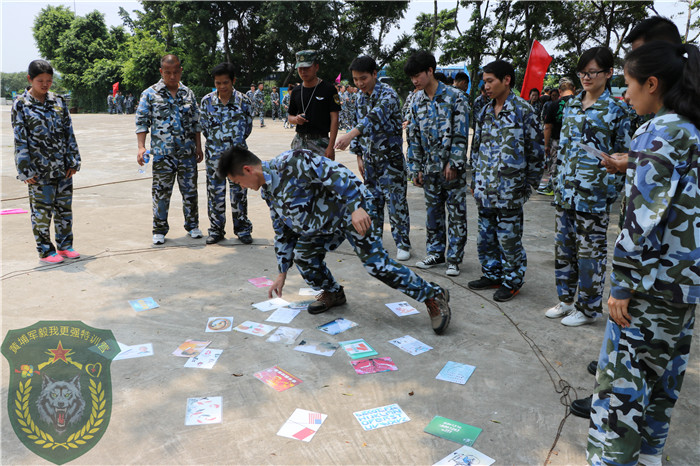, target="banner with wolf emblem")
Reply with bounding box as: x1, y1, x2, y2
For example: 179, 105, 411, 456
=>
2, 321, 119, 465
